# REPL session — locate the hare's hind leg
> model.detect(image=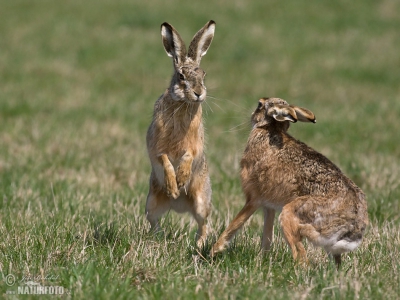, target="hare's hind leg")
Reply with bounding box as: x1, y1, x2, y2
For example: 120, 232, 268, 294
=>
146, 177, 171, 233
193, 208, 209, 248
279, 201, 308, 262
261, 207, 275, 251
211, 200, 260, 256
191, 178, 212, 248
